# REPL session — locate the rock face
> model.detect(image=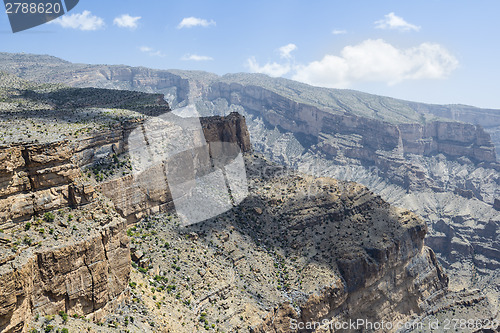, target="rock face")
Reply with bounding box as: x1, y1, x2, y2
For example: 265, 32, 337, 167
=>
98, 112, 252, 222
0, 108, 252, 332
237, 159, 448, 332
0, 142, 95, 224
0, 54, 498, 326
0, 218, 130, 333
117, 154, 449, 333
208, 82, 497, 163
0, 130, 133, 332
